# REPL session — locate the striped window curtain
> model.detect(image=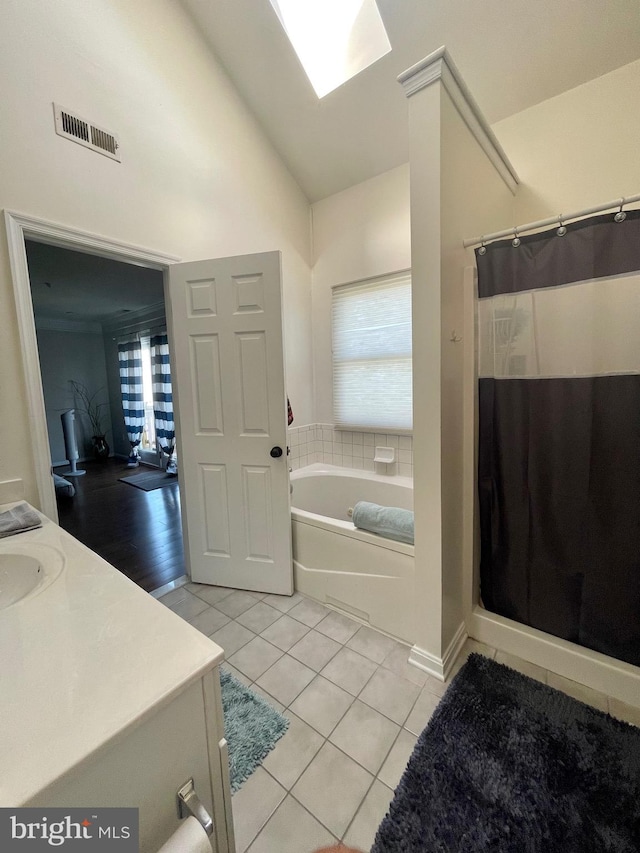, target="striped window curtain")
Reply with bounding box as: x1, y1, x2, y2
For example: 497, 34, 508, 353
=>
150, 332, 176, 471
117, 336, 145, 466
